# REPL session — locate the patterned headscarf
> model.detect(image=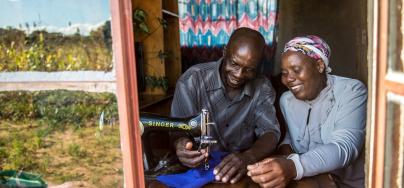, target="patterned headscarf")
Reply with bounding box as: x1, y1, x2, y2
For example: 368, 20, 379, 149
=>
283, 35, 332, 73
